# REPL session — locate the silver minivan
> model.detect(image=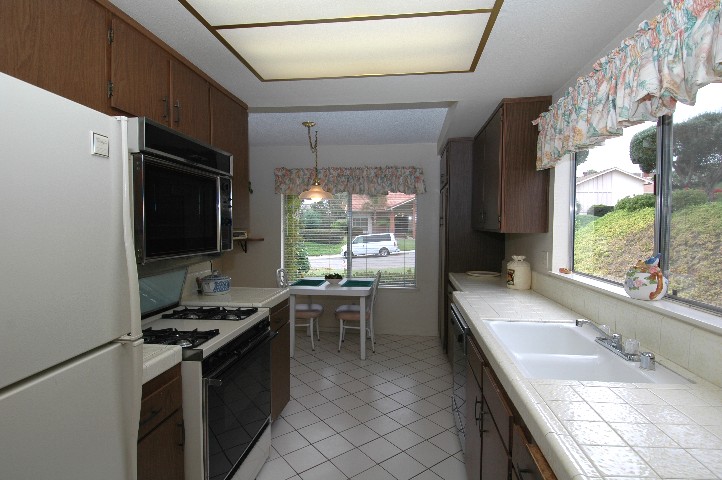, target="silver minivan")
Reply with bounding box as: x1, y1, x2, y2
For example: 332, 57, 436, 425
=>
342, 233, 400, 257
